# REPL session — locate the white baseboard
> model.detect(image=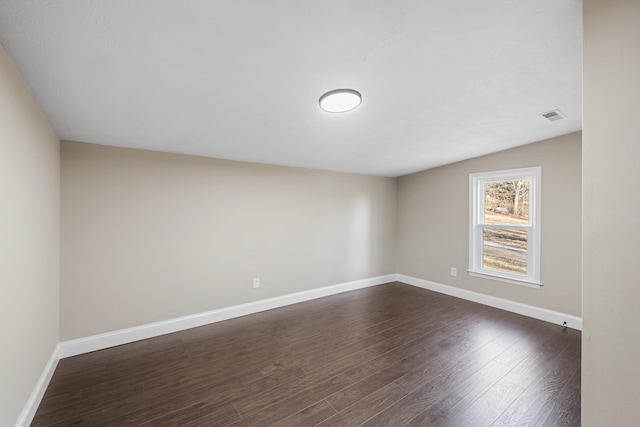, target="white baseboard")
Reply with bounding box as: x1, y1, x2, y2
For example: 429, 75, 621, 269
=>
58, 274, 396, 359
57, 272, 582, 359
396, 274, 582, 330
21, 273, 580, 425
15, 344, 60, 427
23, 272, 579, 425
